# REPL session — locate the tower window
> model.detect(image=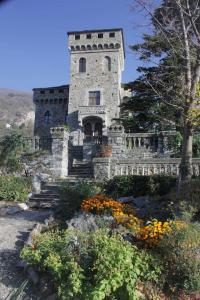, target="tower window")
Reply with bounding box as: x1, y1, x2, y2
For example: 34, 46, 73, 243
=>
109, 32, 115, 37
89, 91, 100, 105
104, 56, 111, 71
59, 89, 64, 93
75, 34, 80, 40
79, 57, 86, 73
49, 89, 54, 94
86, 34, 91, 39
98, 33, 103, 38
44, 111, 51, 124
40, 90, 45, 94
